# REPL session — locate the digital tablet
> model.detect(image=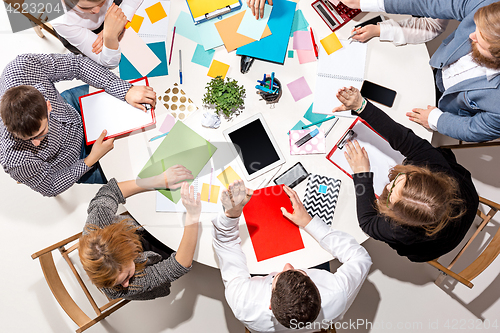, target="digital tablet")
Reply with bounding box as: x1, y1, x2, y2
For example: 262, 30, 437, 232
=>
223, 113, 286, 180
